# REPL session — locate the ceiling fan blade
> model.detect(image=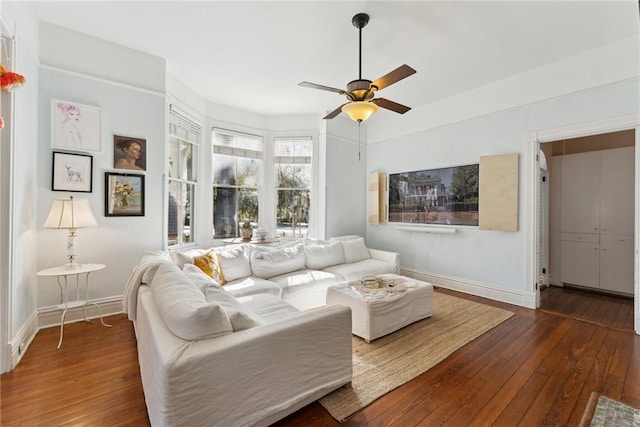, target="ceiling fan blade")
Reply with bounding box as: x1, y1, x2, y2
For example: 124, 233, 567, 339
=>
372, 98, 412, 114
371, 65, 417, 91
323, 104, 347, 119
299, 81, 346, 95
